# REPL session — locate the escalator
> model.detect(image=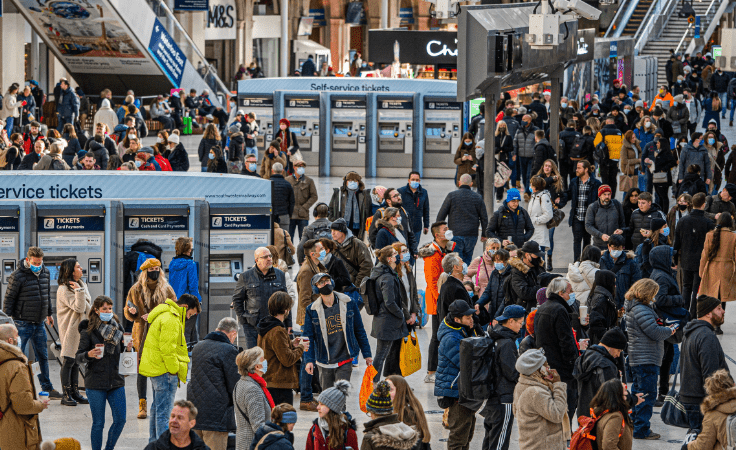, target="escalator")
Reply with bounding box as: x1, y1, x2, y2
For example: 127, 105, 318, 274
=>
10, 0, 227, 106
620, 0, 653, 35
